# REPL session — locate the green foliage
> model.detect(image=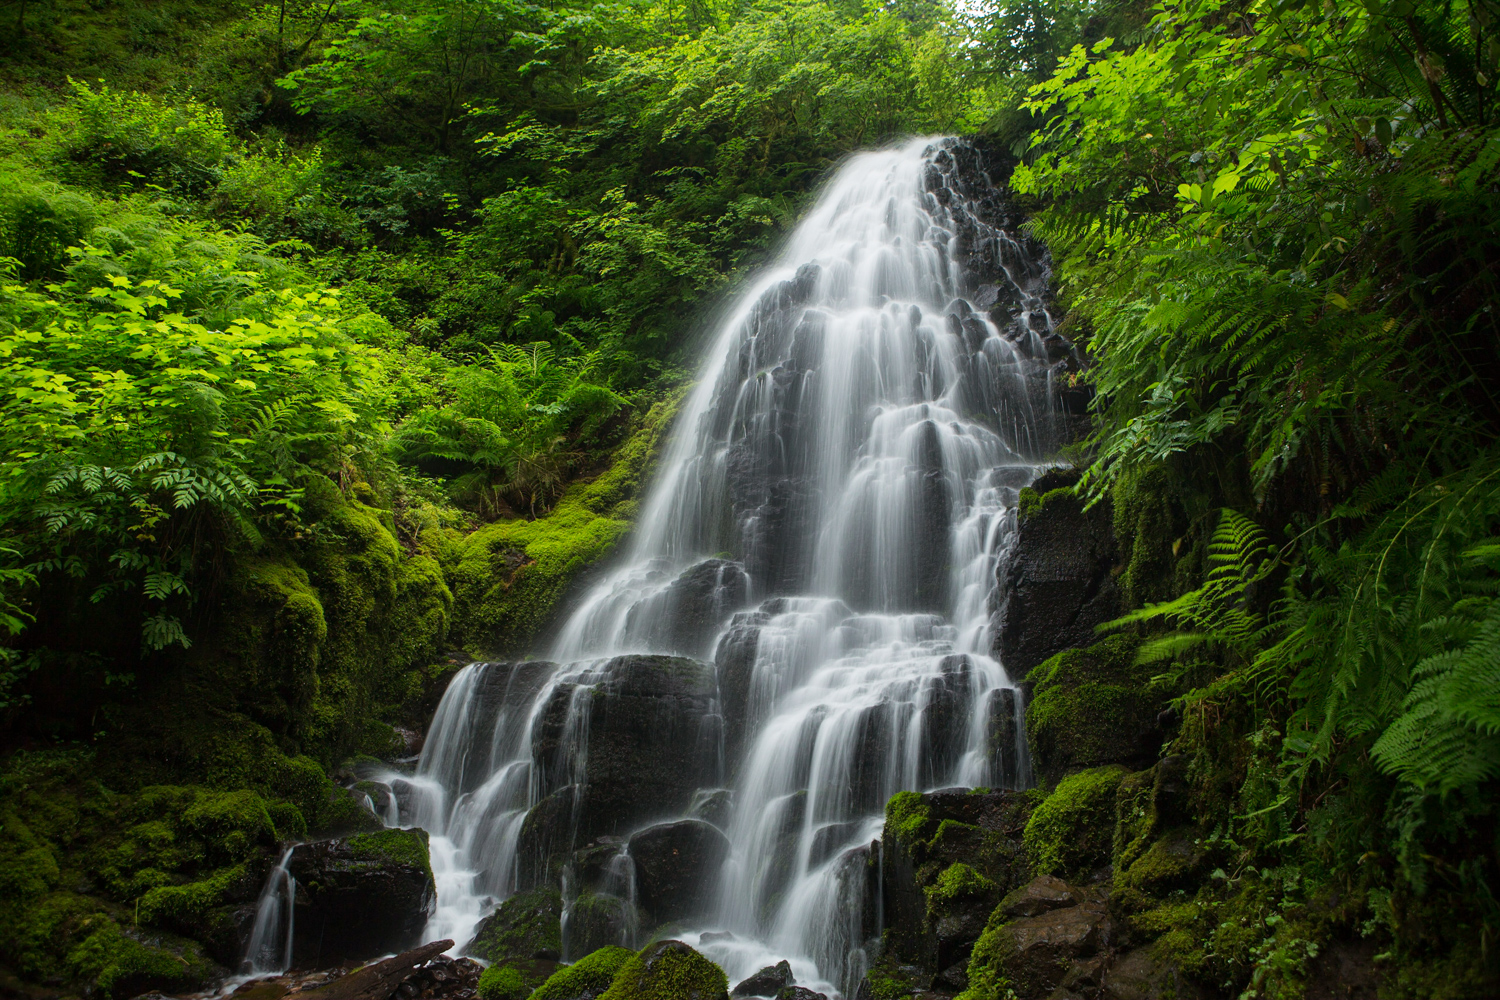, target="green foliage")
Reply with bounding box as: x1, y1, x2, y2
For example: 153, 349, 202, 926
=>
393, 343, 627, 518
56, 80, 231, 192
532, 945, 634, 1000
